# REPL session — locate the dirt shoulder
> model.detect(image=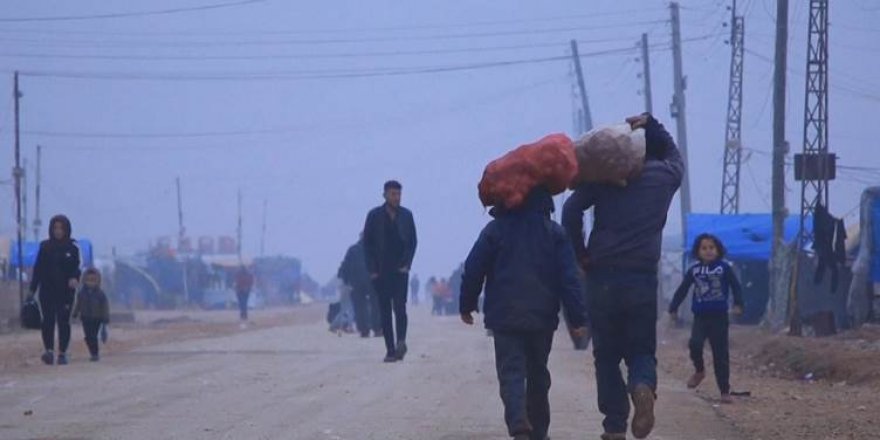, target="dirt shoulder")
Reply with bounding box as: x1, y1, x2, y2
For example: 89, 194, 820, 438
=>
0, 305, 324, 374
659, 322, 880, 440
